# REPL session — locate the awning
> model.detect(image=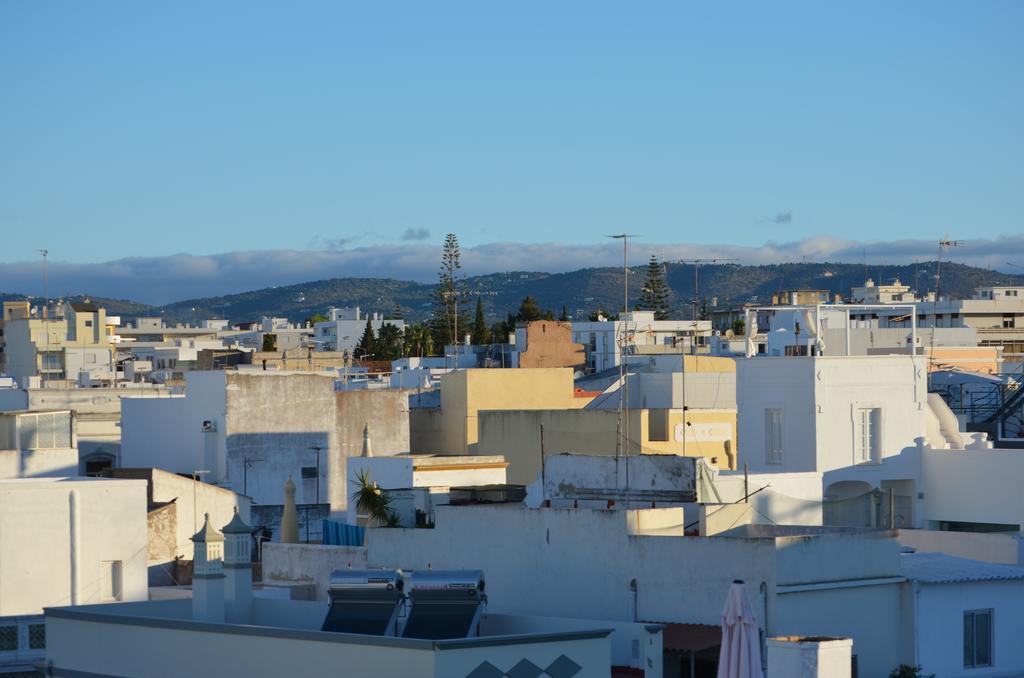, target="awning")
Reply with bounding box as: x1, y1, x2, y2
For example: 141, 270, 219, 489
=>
652, 622, 722, 654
